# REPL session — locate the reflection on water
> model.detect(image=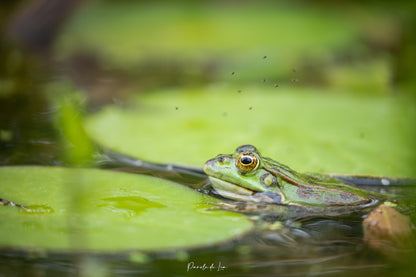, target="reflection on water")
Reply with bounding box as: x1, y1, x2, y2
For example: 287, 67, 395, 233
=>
0, 216, 414, 277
